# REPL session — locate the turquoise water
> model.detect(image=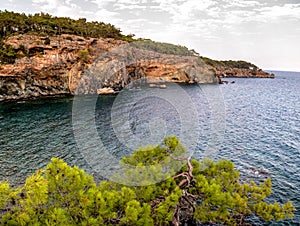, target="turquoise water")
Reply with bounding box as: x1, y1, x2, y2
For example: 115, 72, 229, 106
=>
0, 71, 299, 225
